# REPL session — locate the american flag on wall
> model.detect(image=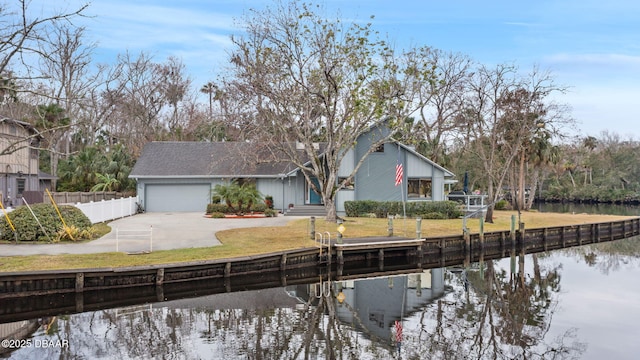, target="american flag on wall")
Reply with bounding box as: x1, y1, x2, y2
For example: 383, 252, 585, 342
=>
395, 149, 404, 186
